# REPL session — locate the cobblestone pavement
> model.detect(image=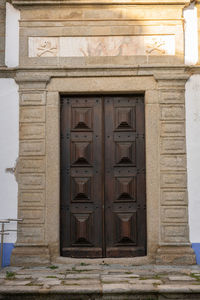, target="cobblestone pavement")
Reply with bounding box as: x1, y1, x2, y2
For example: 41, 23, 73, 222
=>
1, 263, 200, 299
